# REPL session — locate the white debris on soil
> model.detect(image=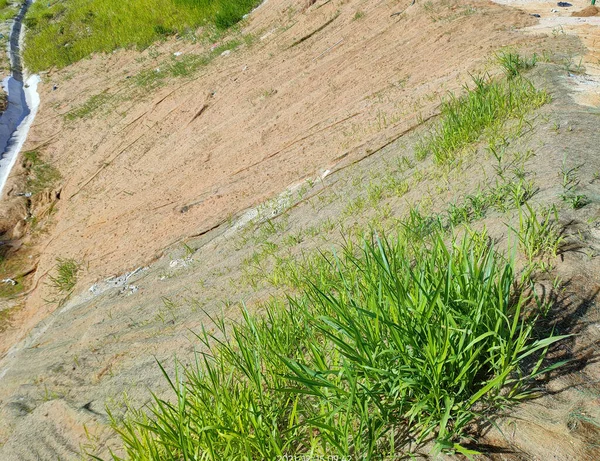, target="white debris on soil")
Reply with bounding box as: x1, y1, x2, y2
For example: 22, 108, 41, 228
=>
119, 284, 138, 295
88, 266, 147, 296
169, 258, 191, 268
